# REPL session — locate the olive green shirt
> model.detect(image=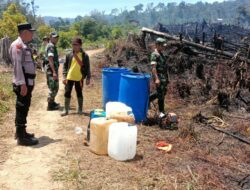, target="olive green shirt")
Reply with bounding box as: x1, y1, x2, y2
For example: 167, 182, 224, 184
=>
150, 49, 169, 84
45, 42, 59, 71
